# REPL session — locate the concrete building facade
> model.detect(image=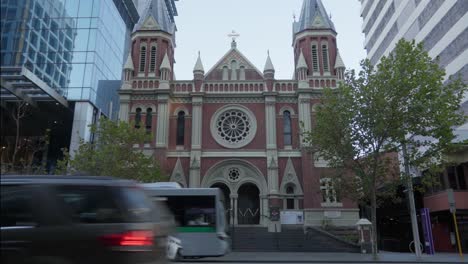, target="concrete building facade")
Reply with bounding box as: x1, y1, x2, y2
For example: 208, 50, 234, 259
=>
360, 0, 468, 252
